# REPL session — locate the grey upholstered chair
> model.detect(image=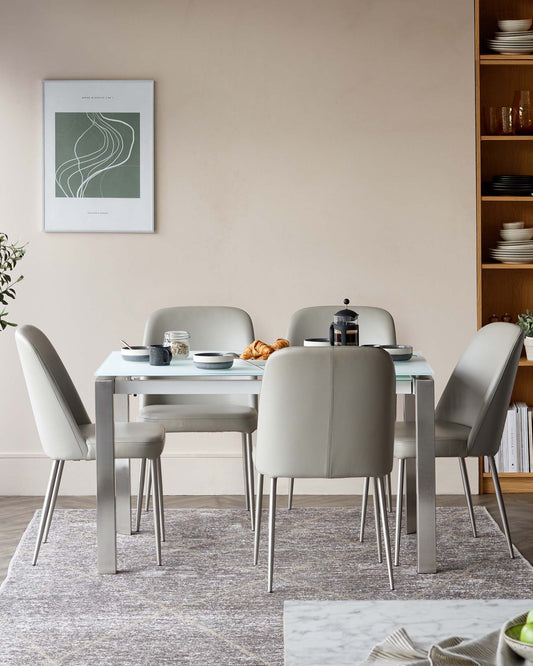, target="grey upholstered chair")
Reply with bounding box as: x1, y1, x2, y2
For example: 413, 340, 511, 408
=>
137, 306, 257, 528
16, 325, 165, 566
394, 322, 524, 565
286, 305, 397, 525
253, 346, 396, 592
